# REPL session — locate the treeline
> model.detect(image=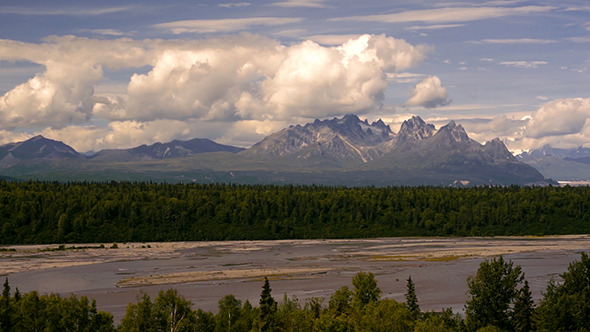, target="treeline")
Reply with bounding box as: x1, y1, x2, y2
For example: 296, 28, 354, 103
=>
1, 181, 590, 244
2, 253, 590, 331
